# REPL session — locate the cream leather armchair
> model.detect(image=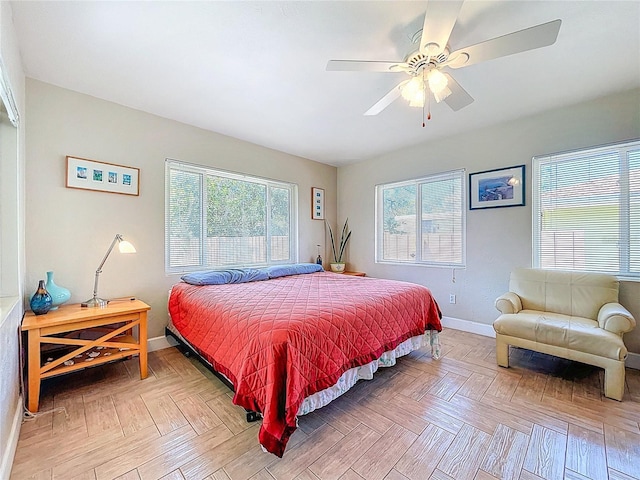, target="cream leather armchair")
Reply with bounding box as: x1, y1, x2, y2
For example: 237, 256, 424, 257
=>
493, 268, 636, 401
